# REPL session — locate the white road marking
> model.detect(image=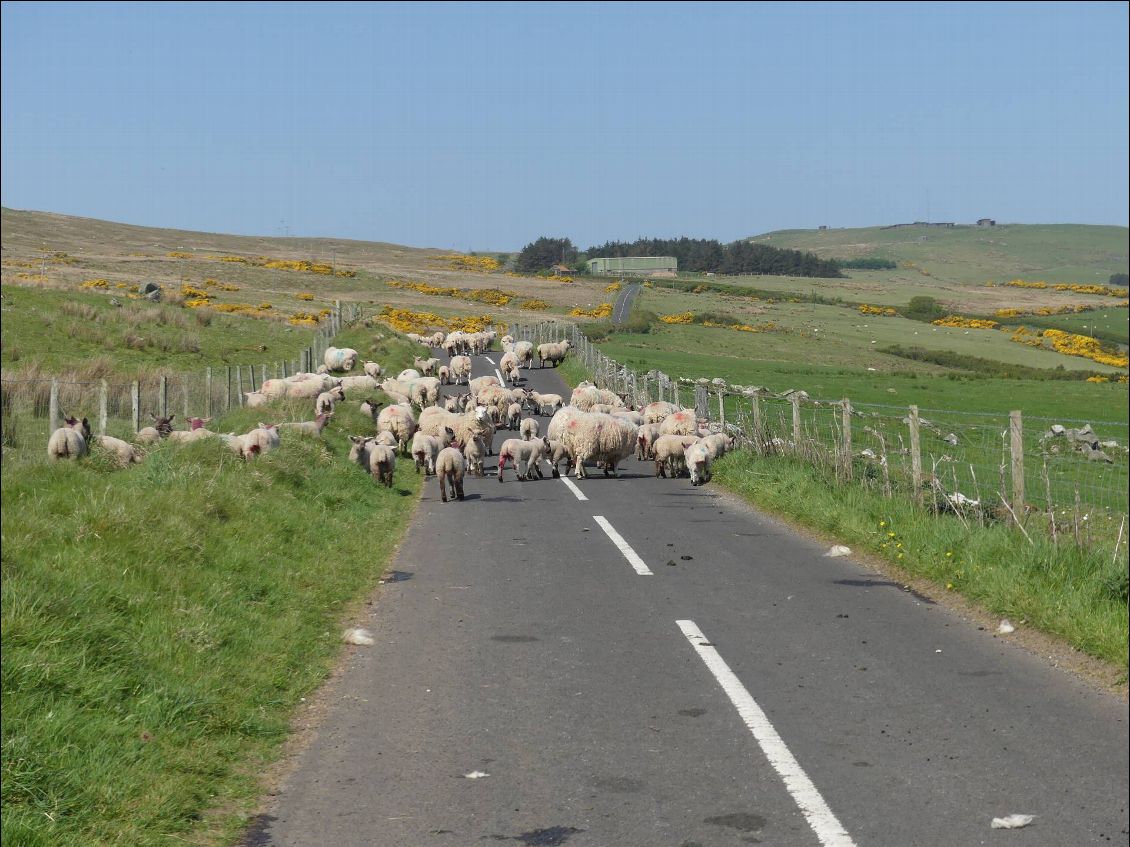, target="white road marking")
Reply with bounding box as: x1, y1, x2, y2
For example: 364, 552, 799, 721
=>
483, 356, 495, 365
594, 516, 652, 575
677, 620, 856, 847
494, 368, 506, 385
560, 476, 588, 501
